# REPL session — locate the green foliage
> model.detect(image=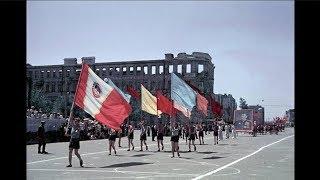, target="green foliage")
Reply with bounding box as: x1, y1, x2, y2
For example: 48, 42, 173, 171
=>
30, 89, 53, 113
239, 97, 248, 109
